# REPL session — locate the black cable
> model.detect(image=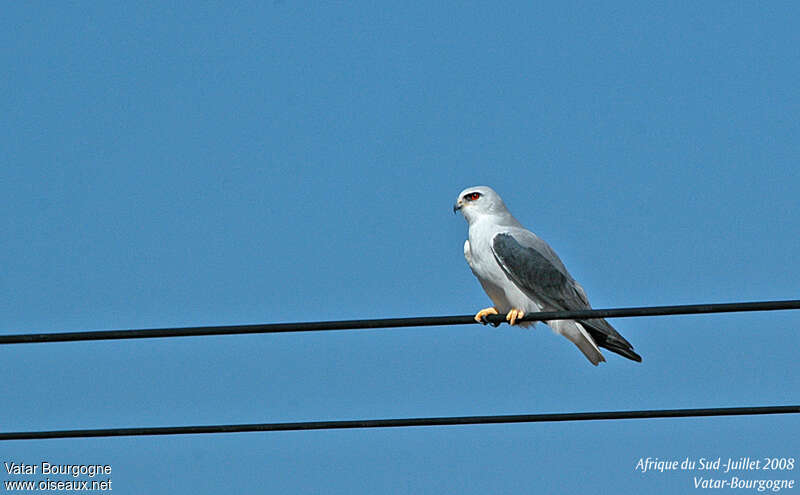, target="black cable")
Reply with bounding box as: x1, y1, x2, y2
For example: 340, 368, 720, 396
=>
1, 299, 799, 345
1, 405, 797, 440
